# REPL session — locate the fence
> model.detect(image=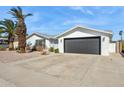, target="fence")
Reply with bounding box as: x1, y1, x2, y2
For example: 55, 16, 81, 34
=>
116, 41, 123, 53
